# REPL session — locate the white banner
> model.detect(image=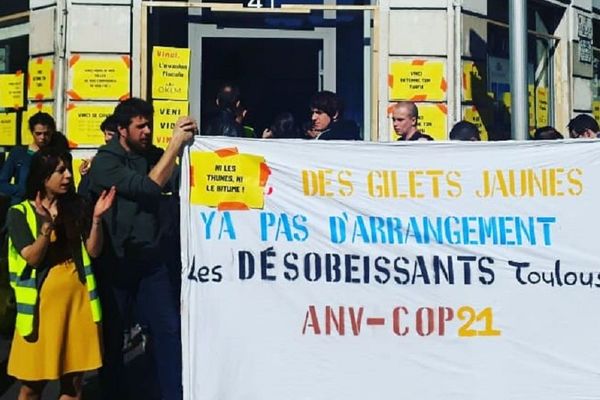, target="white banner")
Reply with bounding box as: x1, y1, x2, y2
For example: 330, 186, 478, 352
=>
180, 138, 600, 400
